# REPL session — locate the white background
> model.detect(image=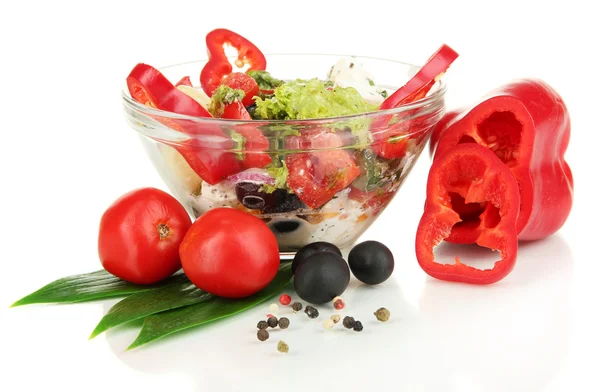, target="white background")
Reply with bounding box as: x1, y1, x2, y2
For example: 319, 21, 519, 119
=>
1, 1, 598, 391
